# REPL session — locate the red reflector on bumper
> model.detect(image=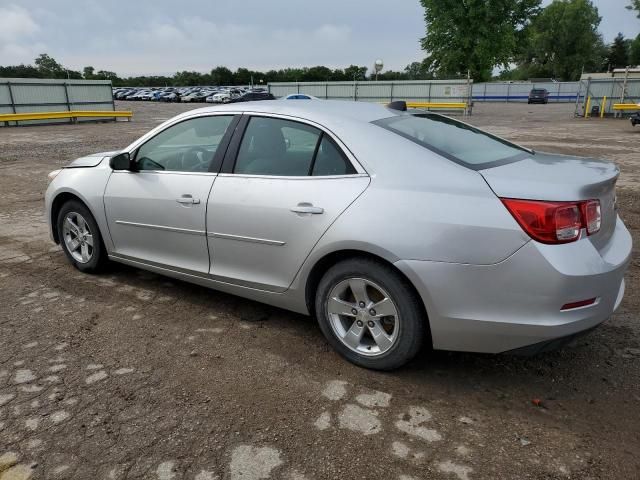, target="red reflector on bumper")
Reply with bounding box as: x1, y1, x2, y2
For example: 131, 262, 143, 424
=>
561, 298, 597, 311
